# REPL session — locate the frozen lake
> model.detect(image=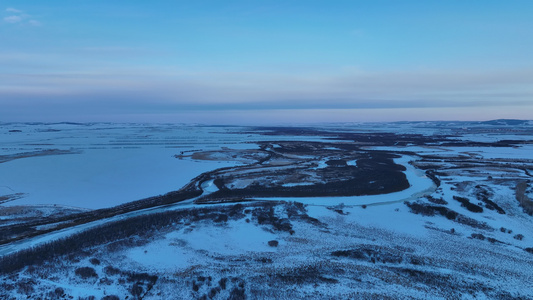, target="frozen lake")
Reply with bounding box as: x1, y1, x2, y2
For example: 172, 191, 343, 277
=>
0, 124, 257, 209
